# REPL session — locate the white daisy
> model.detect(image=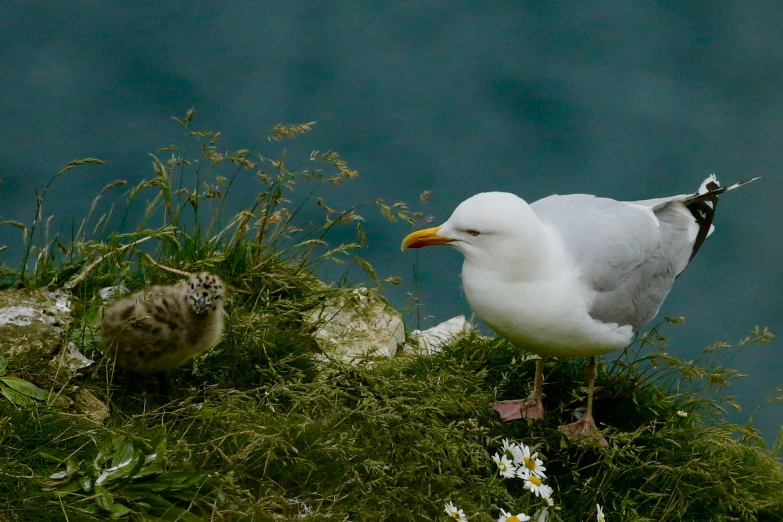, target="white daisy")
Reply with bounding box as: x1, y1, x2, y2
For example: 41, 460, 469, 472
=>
518, 443, 546, 479
498, 508, 531, 522
492, 452, 517, 479
501, 438, 524, 464
532, 507, 550, 522
596, 503, 605, 522
521, 472, 553, 499
444, 501, 467, 522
